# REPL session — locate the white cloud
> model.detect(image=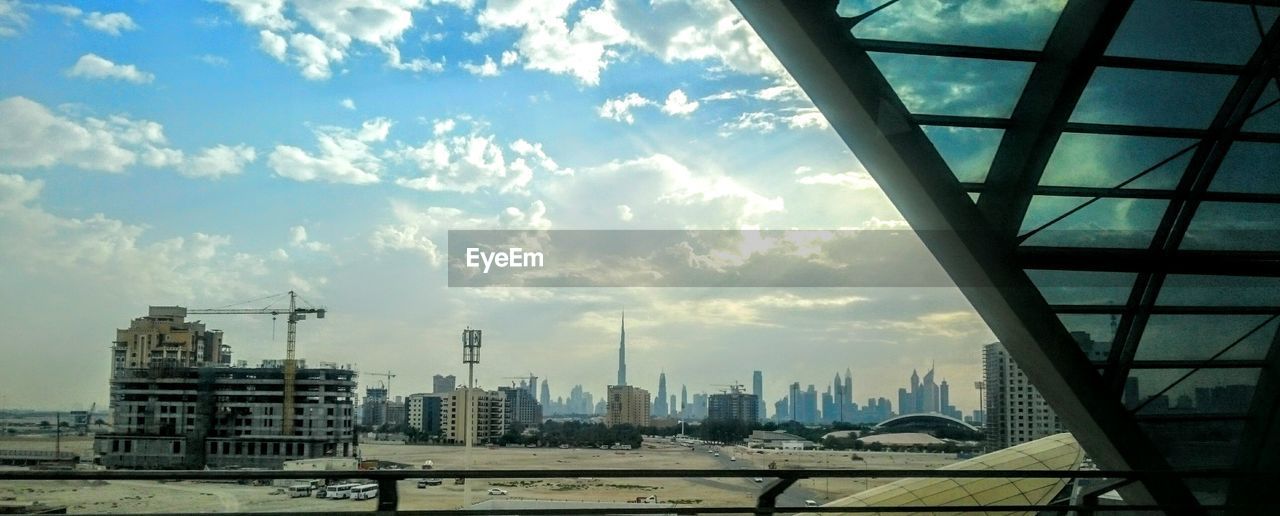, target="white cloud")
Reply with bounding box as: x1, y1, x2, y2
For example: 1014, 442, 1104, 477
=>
477, 0, 630, 85
500, 49, 519, 66
660, 89, 699, 116
66, 54, 154, 84
268, 118, 389, 184
290, 225, 331, 252
720, 107, 829, 135
83, 11, 138, 35
370, 199, 554, 265
259, 30, 288, 60
198, 54, 230, 66
340, 98, 356, 110
542, 153, 784, 227
0, 96, 160, 172
597, 92, 651, 124
395, 118, 562, 194
0, 172, 276, 302
0, 0, 28, 37
181, 144, 257, 178
461, 54, 500, 76
219, 0, 448, 79
796, 170, 878, 190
